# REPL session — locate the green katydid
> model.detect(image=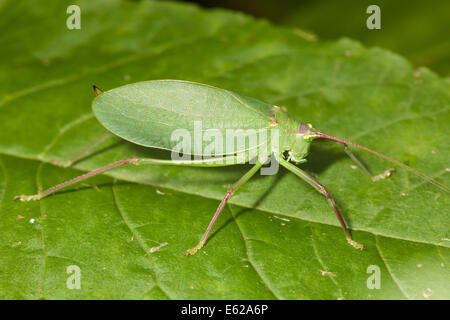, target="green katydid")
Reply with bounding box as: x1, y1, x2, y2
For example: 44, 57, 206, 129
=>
14, 80, 449, 255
